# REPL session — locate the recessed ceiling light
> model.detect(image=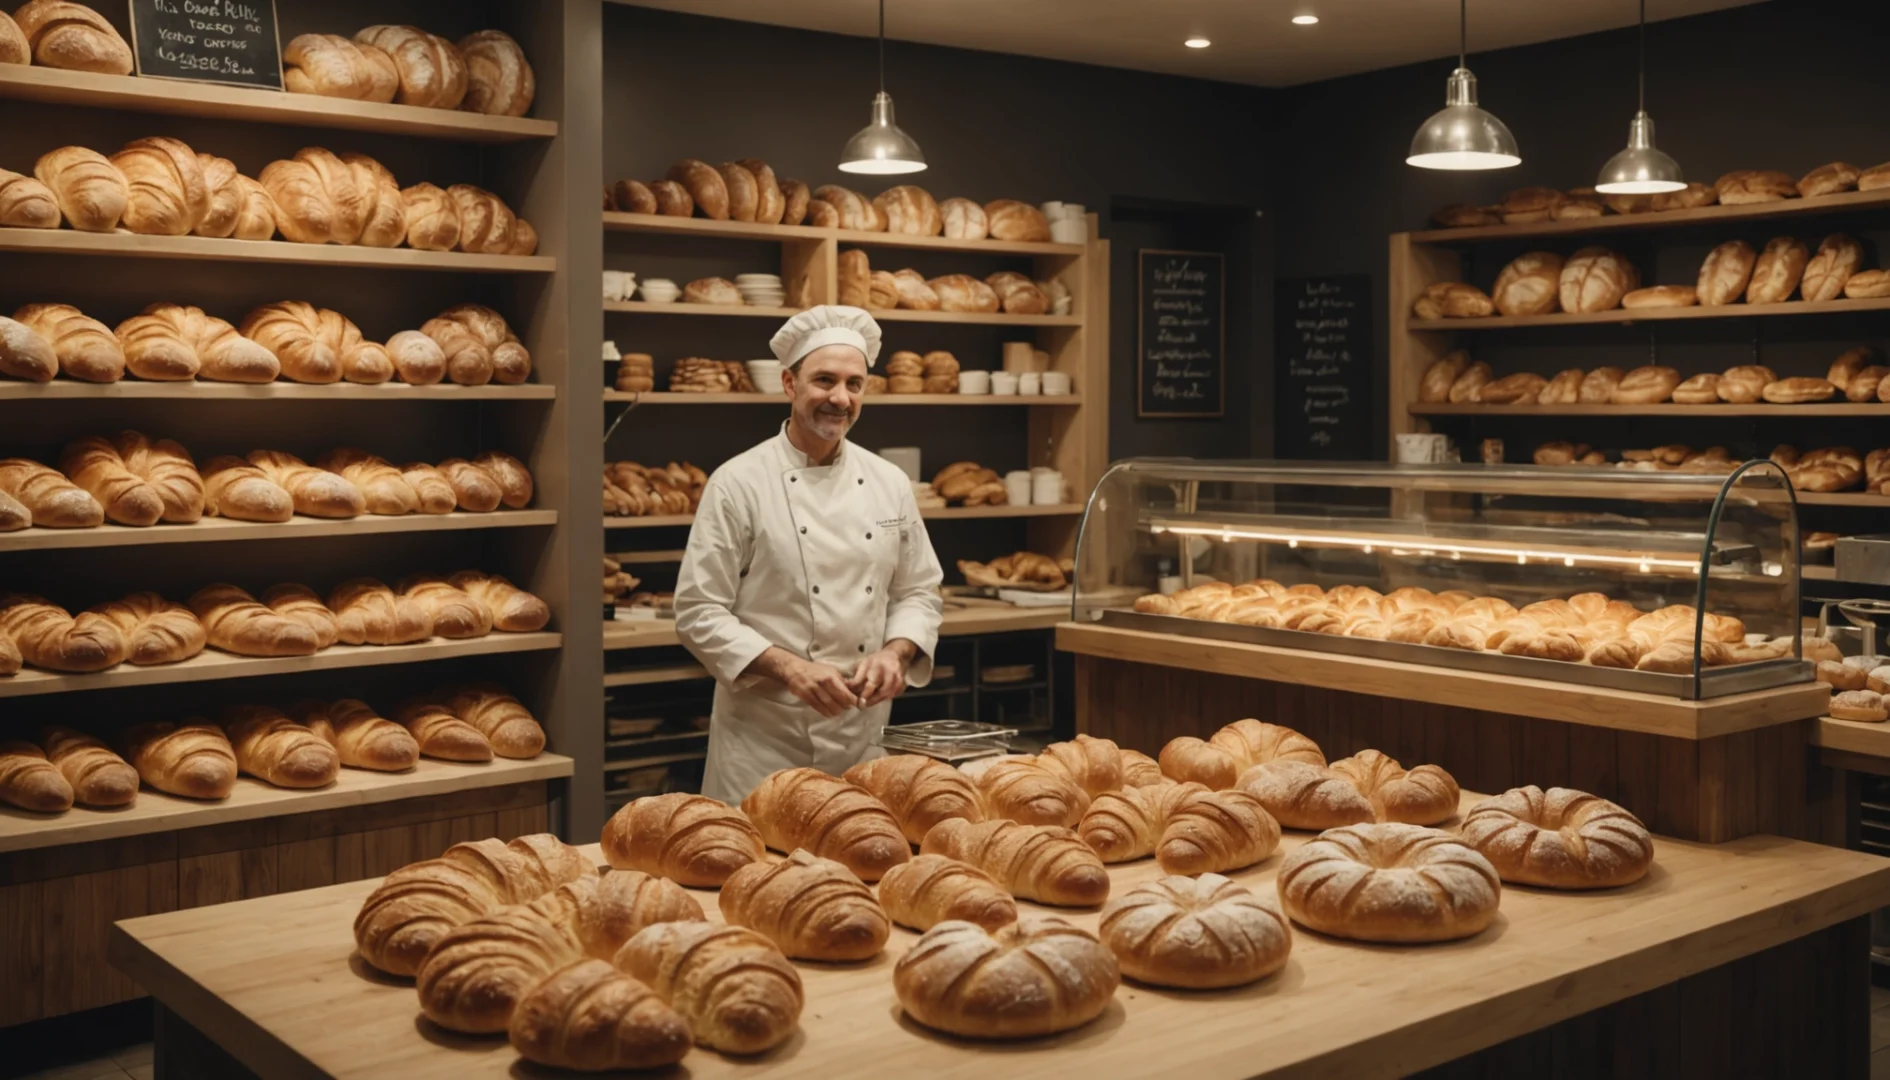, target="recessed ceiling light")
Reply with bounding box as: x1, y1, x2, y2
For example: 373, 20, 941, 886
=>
1292, 15, 1320, 25
1184, 36, 1211, 48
